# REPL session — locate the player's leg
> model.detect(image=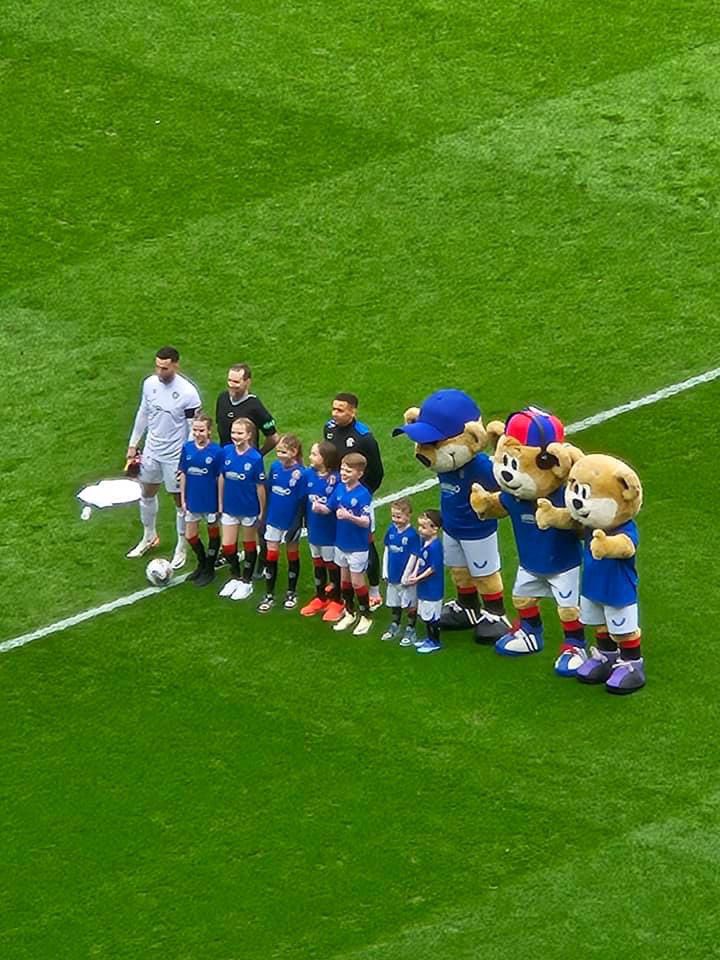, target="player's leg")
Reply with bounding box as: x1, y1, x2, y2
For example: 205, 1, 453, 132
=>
126, 466, 161, 556
301, 543, 329, 616
185, 515, 206, 581
284, 536, 301, 609
193, 514, 219, 587
416, 600, 444, 653
164, 461, 187, 569
219, 516, 242, 596
403, 587, 419, 645
333, 551, 357, 631
322, 548, 344, 622
367, 506, 382, 608
257, 527, 281, 612
351, 554, 372, 635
